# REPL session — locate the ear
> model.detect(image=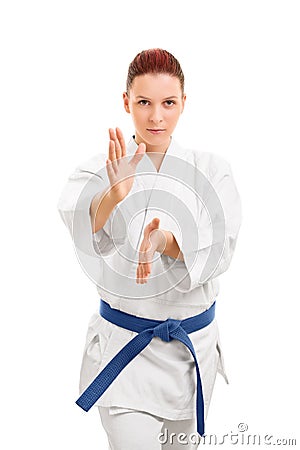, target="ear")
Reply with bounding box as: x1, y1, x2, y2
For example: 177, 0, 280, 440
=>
123, 92, 131, 114
181, 94, 187, 114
